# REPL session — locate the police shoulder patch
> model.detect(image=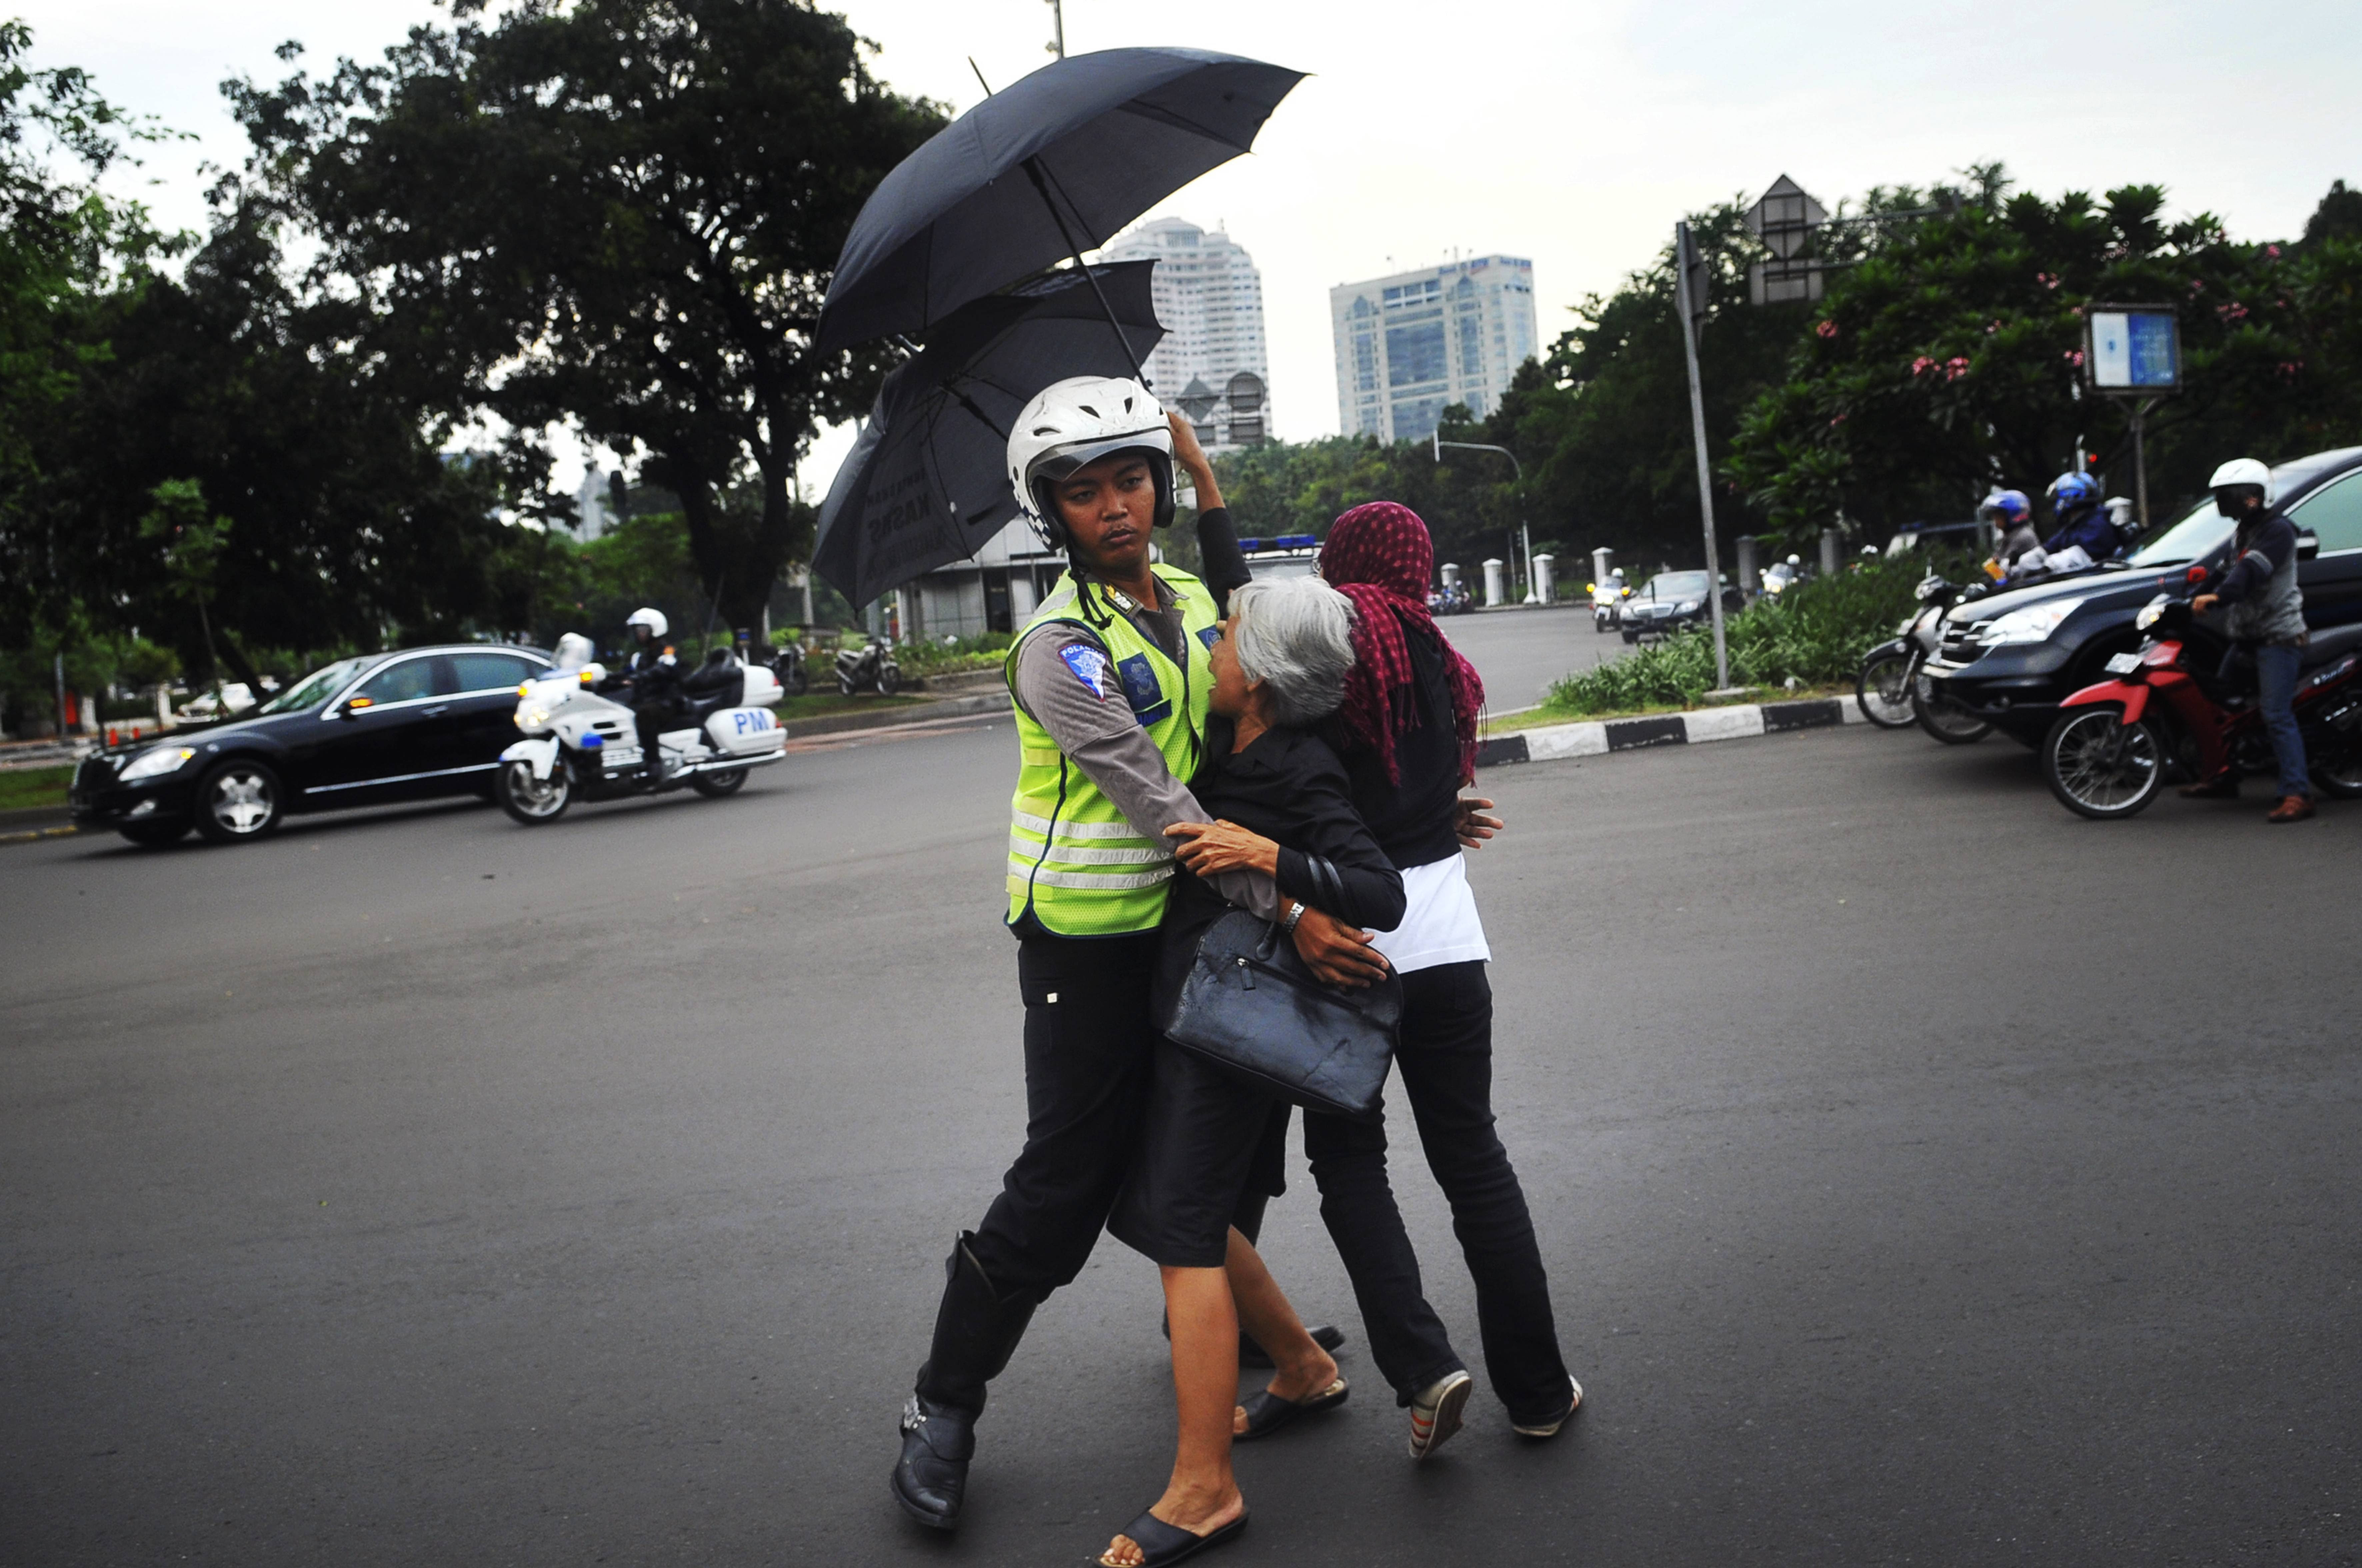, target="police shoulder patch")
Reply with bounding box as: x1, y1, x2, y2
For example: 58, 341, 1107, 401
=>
1059, 642, 1116, 700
